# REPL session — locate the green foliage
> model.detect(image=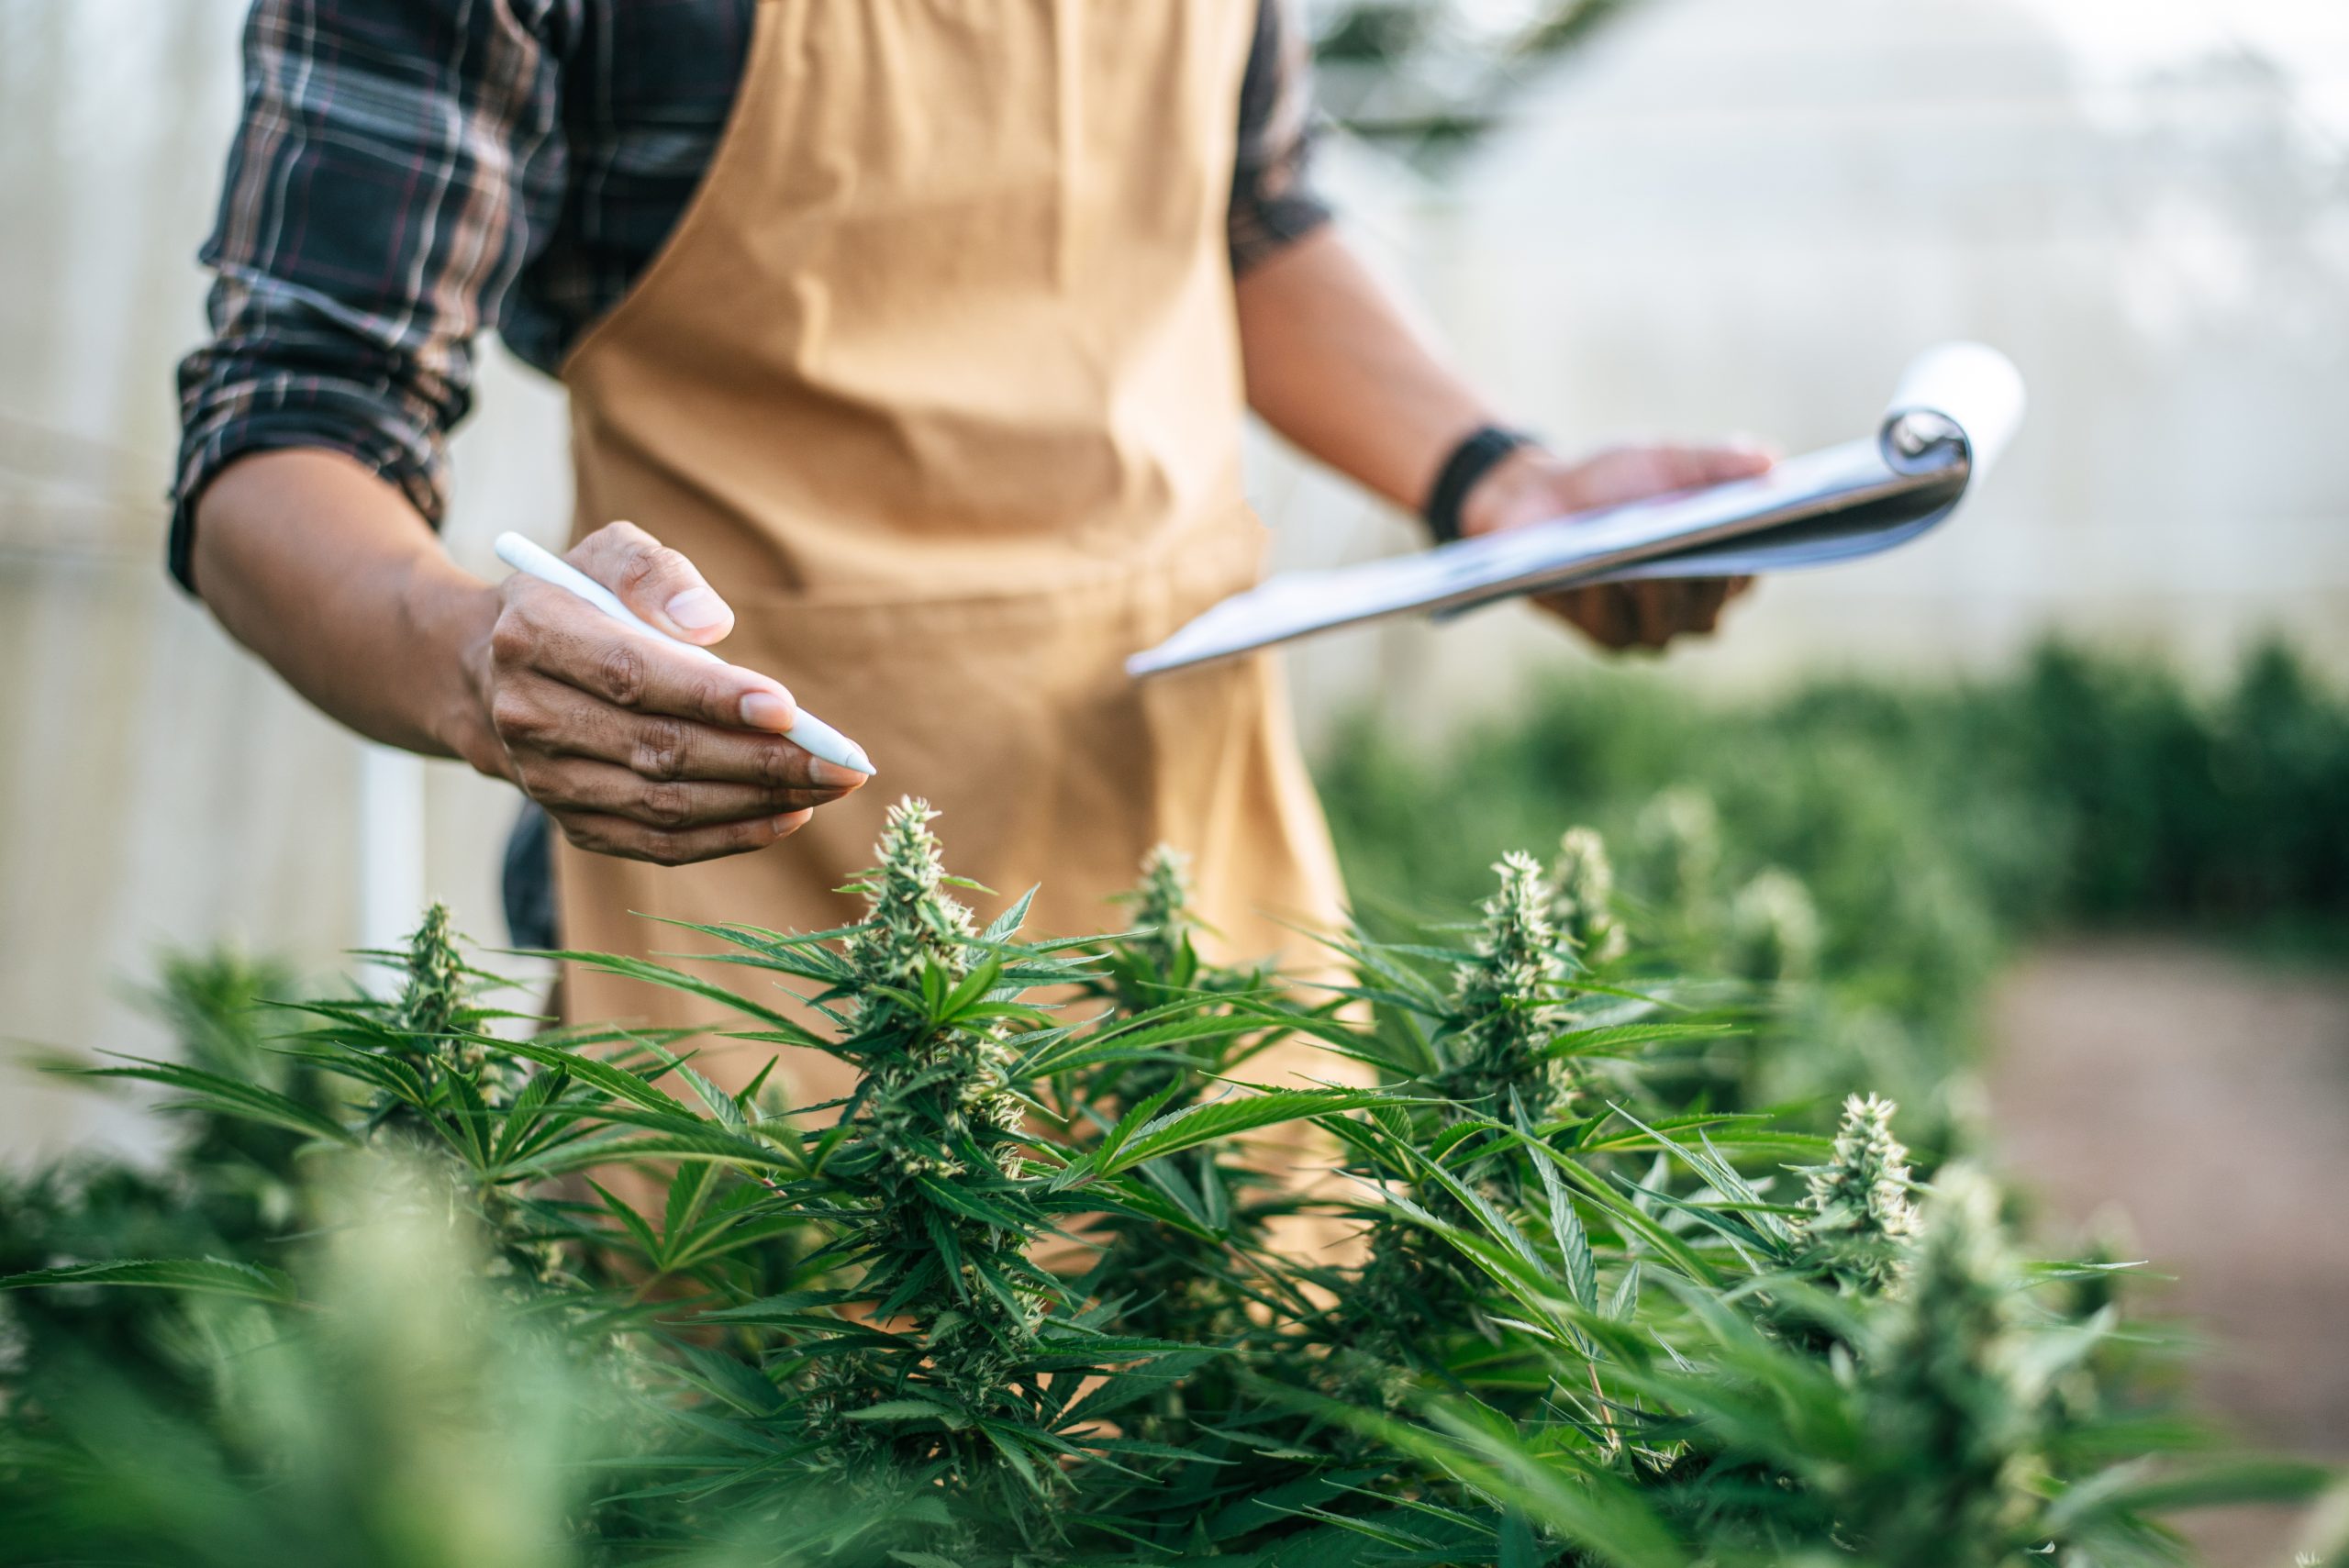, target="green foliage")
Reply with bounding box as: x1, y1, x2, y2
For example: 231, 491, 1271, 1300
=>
3, 798, 2332, 1566
1312, 1, 1640, 156
1315, 639, 2349, 1129
2005, 641, 2349, 922
0, 948, 310, 1408
1551, 826, 1630, 966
